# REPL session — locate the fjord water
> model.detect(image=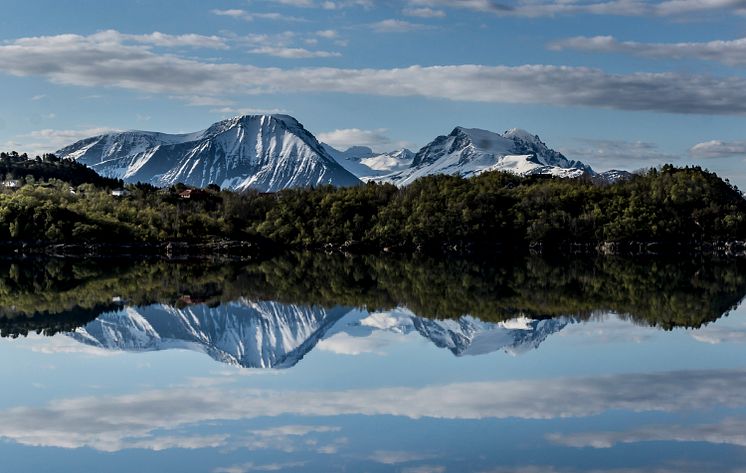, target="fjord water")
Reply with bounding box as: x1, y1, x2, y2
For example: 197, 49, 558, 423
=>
1, 255, 746, 472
